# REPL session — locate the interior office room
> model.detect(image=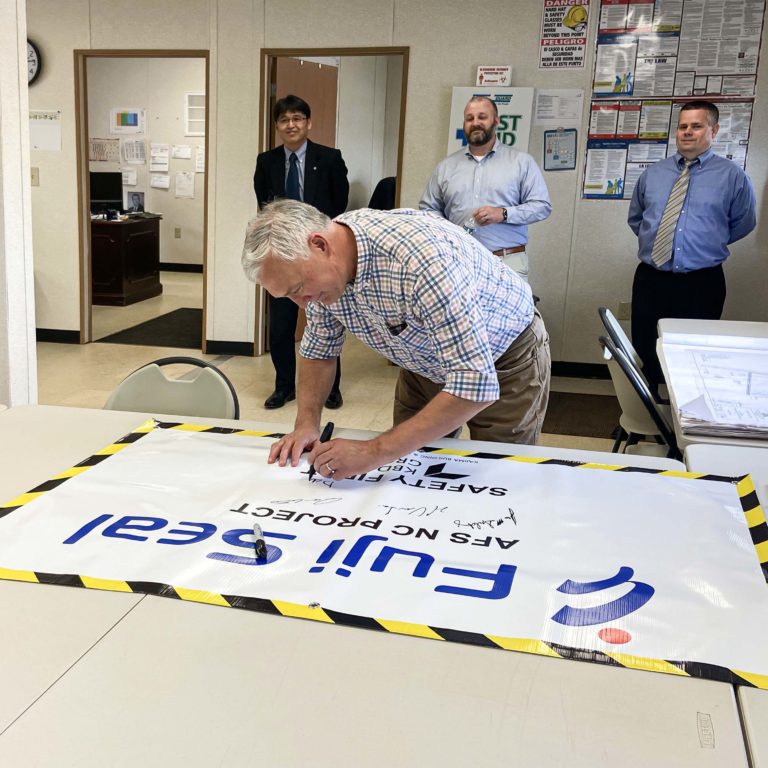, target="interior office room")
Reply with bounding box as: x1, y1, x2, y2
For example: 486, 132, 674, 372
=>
2, 0, 768, 765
